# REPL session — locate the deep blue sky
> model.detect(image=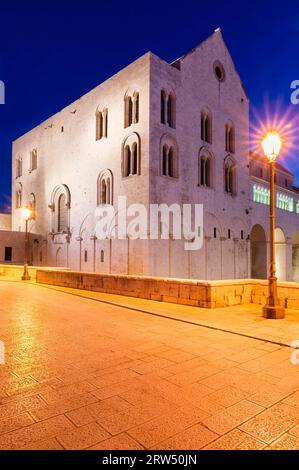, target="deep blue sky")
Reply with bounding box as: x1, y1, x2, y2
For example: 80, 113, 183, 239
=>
0, 0, 298, 212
